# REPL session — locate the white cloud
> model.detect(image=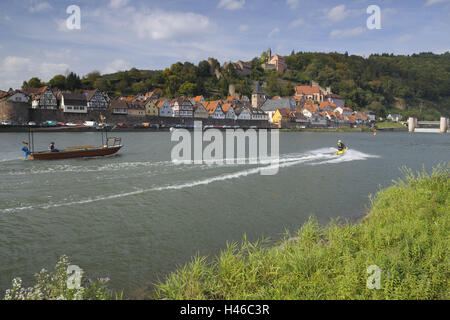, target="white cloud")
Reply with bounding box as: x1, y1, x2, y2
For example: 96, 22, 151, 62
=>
28, 1, 52, 13
286, 0, 300, 9
109, 0, 129, 9
397, 34, 413, 43
132, 10, 217, 40
239, 24, 249, 32
326, 5, 351, 22
0, 56, 69, 89
330, 27, 364, 39
289, 18, 304, 28
218, 0, 245, 10
425, 0, 449, 6
103, 59, 131, 74
268, 27, 280, 38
